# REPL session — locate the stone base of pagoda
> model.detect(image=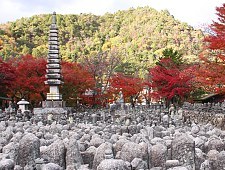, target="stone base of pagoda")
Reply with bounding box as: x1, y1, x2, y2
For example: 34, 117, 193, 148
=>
42, 100, 66, 108
33, 107, 68, 124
